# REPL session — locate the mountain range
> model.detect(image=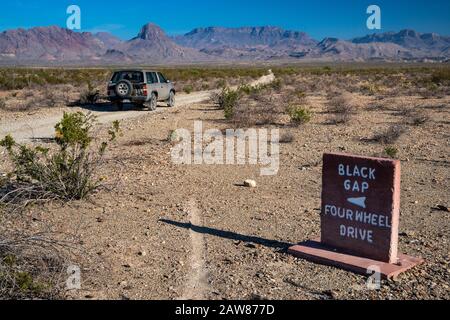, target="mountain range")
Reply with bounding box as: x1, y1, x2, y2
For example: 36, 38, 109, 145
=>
0, 23, 449, 65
